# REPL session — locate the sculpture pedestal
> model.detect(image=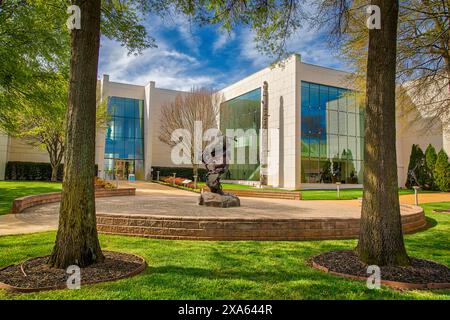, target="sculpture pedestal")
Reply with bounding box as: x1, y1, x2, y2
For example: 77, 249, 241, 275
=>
198, 191, 240, 208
